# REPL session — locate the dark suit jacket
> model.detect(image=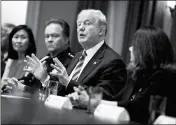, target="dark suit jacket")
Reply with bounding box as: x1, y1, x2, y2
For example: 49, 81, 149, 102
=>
115, 64, 176, 124
19, 46, 74, 94
58, 43, 127, 101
